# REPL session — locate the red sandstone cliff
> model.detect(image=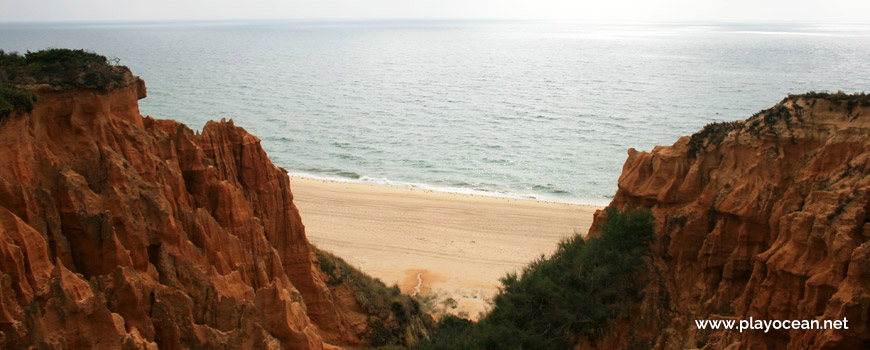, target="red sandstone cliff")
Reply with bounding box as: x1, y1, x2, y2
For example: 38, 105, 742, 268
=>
0, 74, 380, 349
591, 94, 870, 349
